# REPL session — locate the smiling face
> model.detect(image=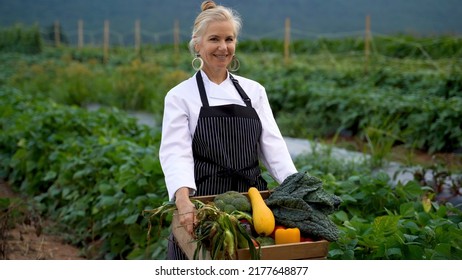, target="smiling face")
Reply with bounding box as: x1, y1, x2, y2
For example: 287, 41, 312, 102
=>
195, 20, 236, 80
